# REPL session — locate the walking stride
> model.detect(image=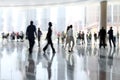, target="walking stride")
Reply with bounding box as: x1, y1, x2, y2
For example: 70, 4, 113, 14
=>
43, 22, 56, 54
